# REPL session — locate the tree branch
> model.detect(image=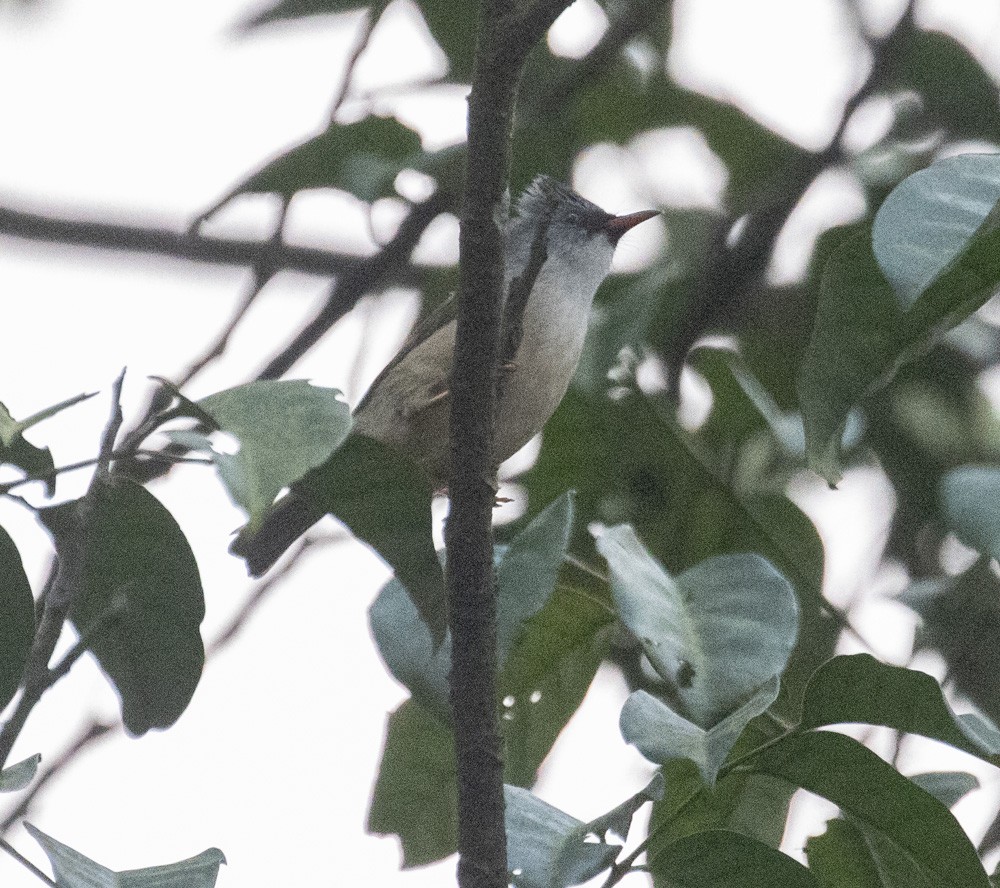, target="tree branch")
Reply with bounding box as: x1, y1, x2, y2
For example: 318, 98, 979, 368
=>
445, 1, 573, 886
257, 192, 449, 380
0, 370, 126, 769
0, 201, 366, 278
